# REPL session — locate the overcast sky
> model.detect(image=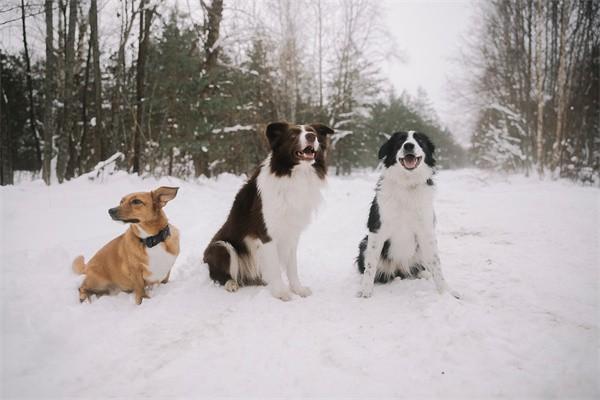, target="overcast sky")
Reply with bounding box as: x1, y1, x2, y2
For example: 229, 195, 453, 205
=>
383, 0, 475, 145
